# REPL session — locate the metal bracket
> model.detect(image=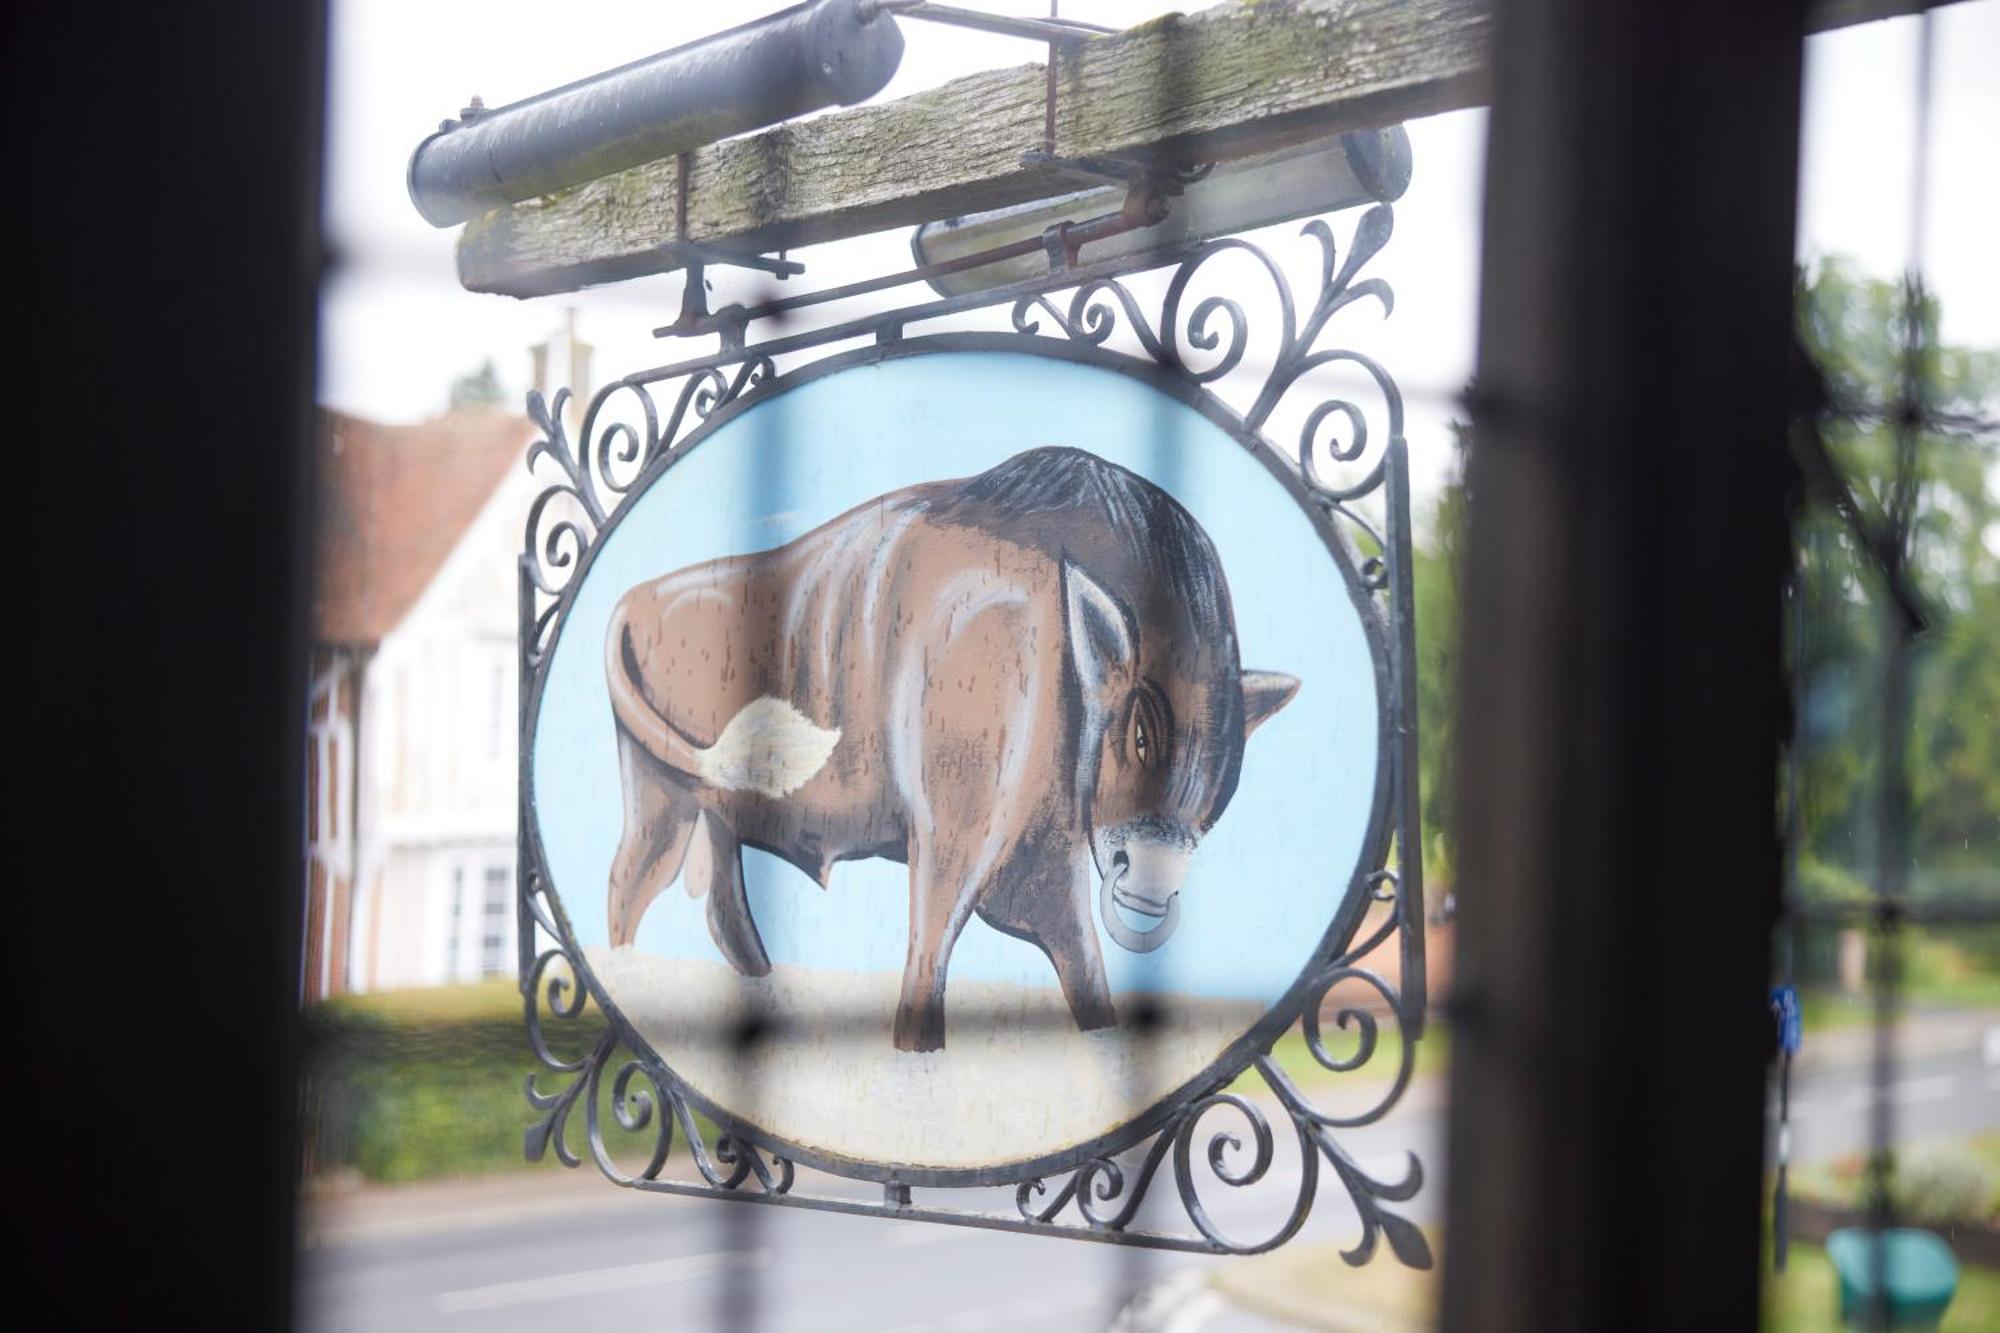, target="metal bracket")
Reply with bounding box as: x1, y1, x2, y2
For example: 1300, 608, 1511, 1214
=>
1019, 148, 1167, 189
652, 150, 805, 341
657, 242, 804, 280
1020, 149, 1207, 206
864, 1, 1111, 46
